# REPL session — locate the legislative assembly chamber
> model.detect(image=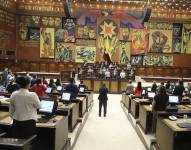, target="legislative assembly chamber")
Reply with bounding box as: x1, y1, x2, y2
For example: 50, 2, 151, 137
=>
0, 0, 191, 150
